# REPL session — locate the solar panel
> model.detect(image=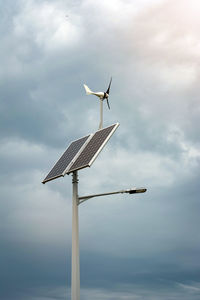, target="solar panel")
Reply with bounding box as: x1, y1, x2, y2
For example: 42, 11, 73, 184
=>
42, 135, 91, 184
67, 123, 119, 174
